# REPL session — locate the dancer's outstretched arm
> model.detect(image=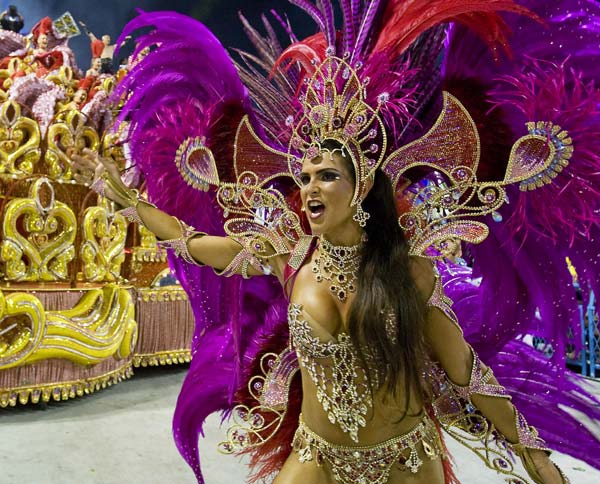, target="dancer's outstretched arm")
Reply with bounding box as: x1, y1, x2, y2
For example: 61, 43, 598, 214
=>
412, 259, 567, 484
72, 149, 285, 279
